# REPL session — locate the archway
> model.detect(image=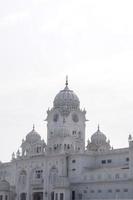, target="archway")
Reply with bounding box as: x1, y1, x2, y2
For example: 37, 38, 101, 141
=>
20, 193, 27, 200
33, 192, 43, 200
